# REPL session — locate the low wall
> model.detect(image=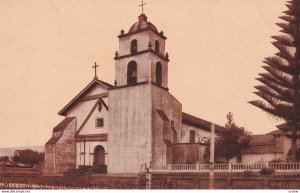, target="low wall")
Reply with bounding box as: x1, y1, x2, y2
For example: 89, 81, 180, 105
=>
1, 168, 300, 189
151, 172, 300, 189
